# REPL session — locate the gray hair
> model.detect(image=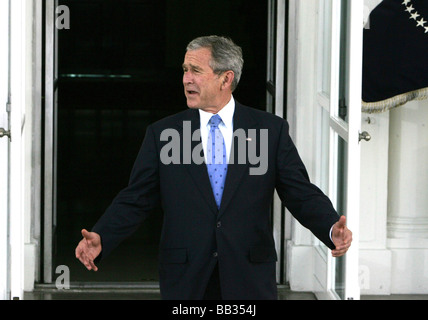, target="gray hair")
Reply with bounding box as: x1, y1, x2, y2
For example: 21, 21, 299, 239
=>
186, 35, 244, 92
